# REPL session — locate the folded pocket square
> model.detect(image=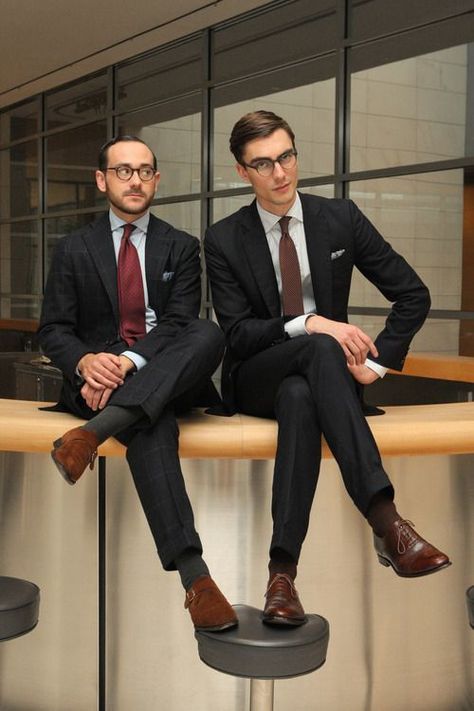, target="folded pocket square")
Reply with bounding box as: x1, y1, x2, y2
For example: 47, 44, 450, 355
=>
162, 271, 174, 281
330, 249, 345, 260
